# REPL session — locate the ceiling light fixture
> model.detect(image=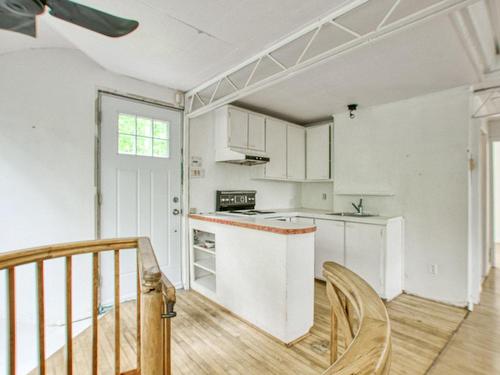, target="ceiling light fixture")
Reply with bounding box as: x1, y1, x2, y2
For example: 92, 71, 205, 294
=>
348, 104, 358, 119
